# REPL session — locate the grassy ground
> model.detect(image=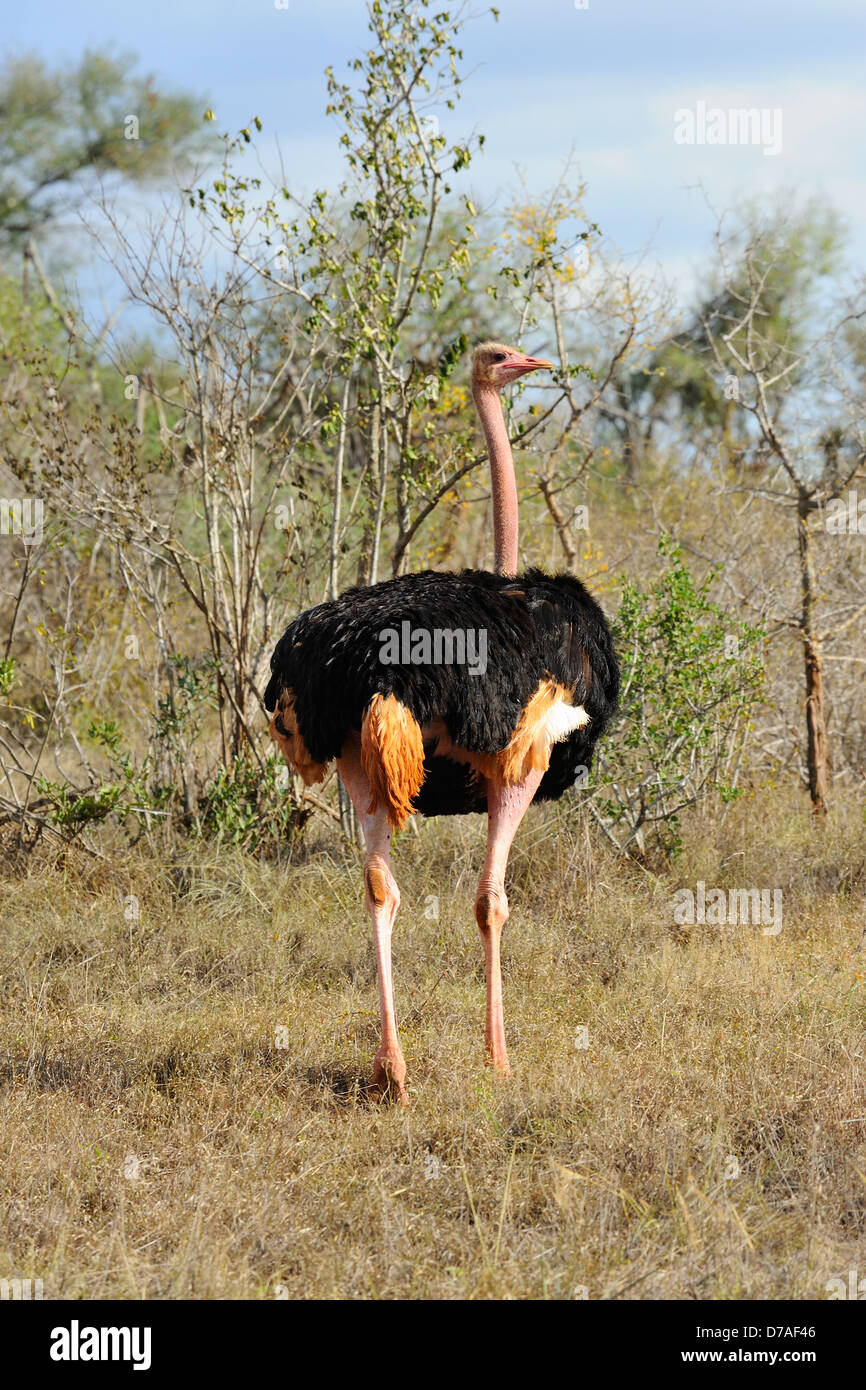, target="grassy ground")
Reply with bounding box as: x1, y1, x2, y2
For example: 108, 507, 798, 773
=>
1, 788, 865, 1299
